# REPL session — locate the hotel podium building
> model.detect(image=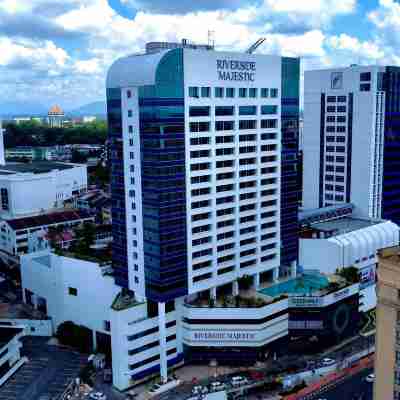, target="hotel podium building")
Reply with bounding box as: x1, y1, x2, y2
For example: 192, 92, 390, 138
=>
106, 45, 300, 389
